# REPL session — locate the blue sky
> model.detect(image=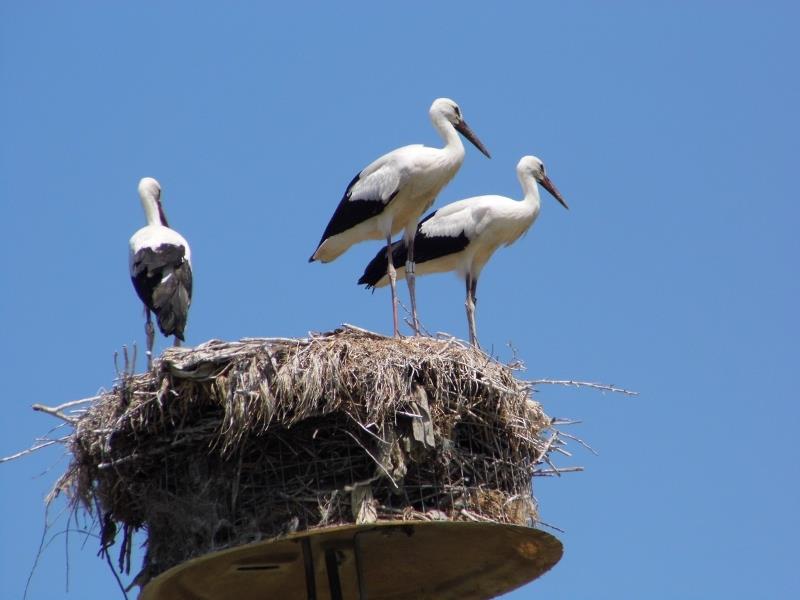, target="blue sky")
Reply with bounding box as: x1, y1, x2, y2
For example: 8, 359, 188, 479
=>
1, 2, 798, 598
